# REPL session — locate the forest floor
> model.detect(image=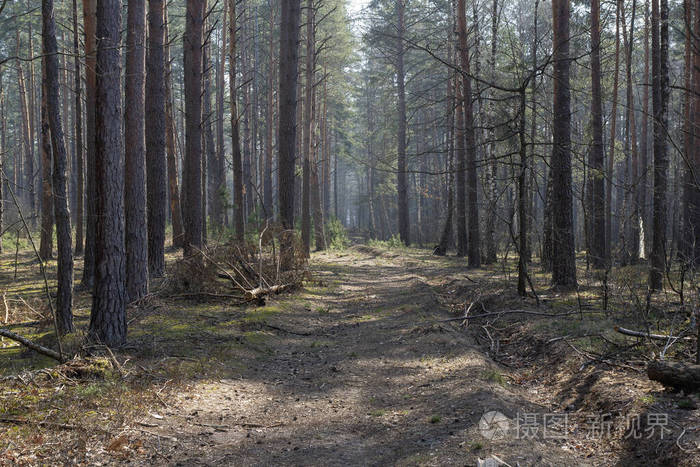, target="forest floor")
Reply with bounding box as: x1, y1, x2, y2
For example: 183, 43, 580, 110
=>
2, 242, 700, 465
